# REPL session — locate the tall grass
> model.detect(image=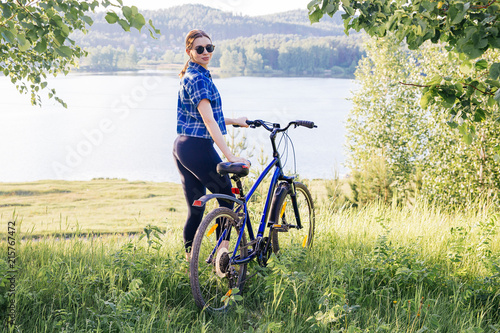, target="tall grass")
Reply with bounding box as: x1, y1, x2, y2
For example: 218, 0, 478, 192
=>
1, 199, 499, 332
